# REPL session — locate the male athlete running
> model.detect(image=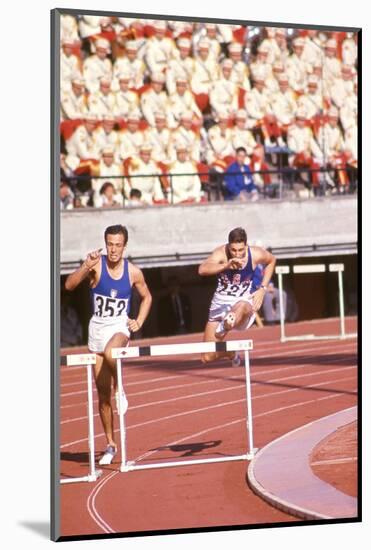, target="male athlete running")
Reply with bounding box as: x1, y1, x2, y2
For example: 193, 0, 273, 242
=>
65, 224, 152, 464
199, 227, 276, 364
